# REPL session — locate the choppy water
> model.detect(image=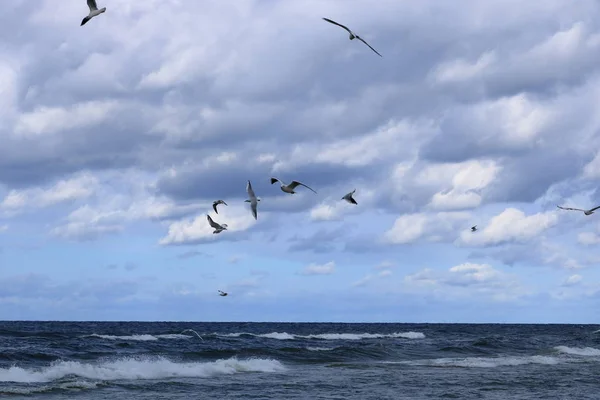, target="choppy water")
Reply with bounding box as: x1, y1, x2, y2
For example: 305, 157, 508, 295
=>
0, 322, 598, 399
